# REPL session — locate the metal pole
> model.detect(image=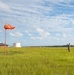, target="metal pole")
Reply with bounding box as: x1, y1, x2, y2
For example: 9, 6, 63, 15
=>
4, 29, 6, 55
